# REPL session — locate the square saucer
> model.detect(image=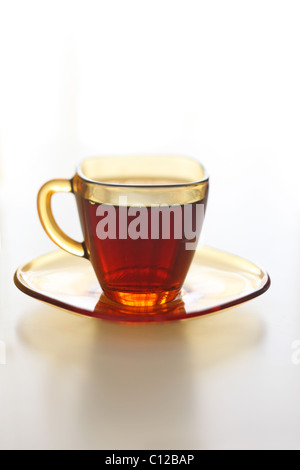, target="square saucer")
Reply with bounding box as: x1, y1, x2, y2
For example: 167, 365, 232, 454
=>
14, 246, 270, 323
